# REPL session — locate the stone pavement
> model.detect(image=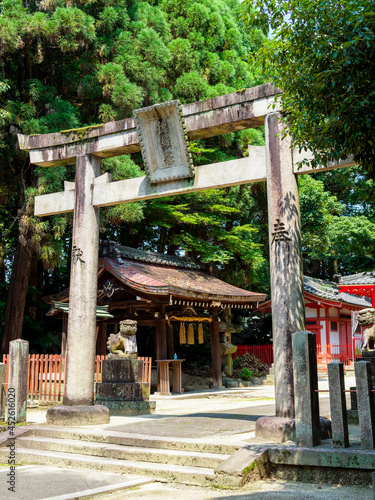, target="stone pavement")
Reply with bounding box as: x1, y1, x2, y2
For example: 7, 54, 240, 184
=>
92, 478, 373, 500
23, 375, 349, 446
0, 465, 151, 500
0, 373, 367, 500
